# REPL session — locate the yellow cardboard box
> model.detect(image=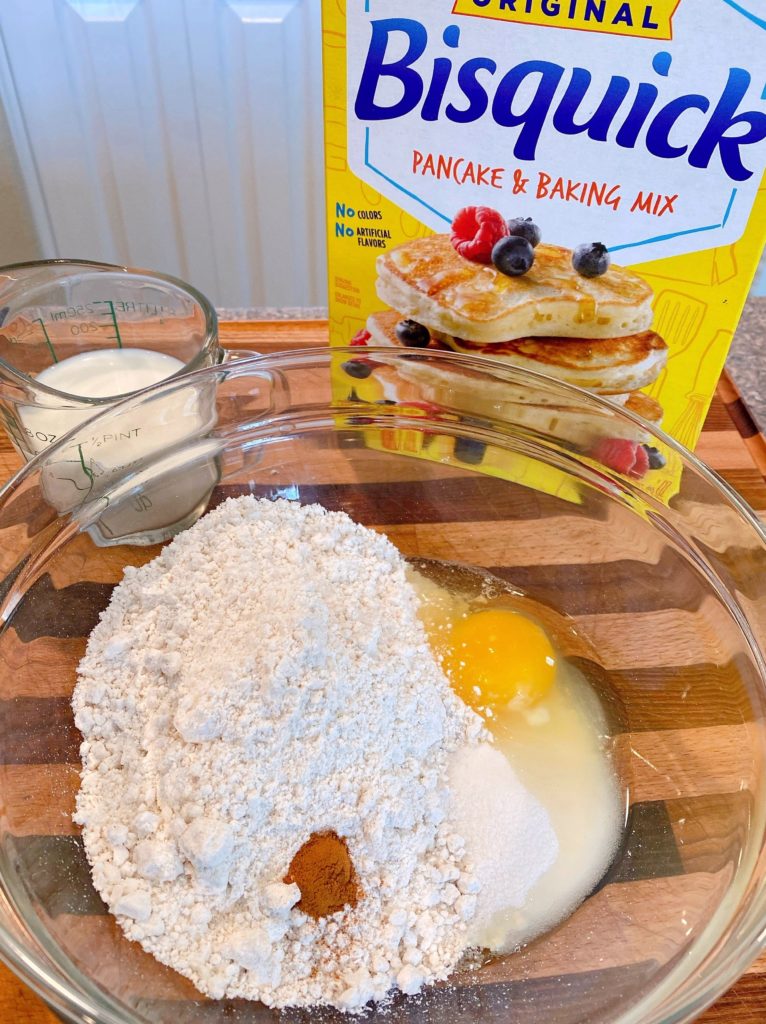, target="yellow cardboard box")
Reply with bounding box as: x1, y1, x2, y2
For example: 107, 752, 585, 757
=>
323, 0, 766, 488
